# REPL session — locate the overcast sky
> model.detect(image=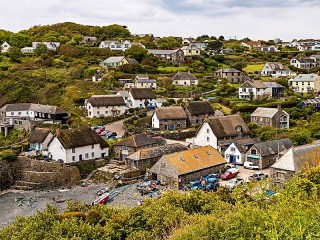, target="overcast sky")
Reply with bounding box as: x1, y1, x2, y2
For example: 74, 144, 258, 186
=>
0, 0, 319, 41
